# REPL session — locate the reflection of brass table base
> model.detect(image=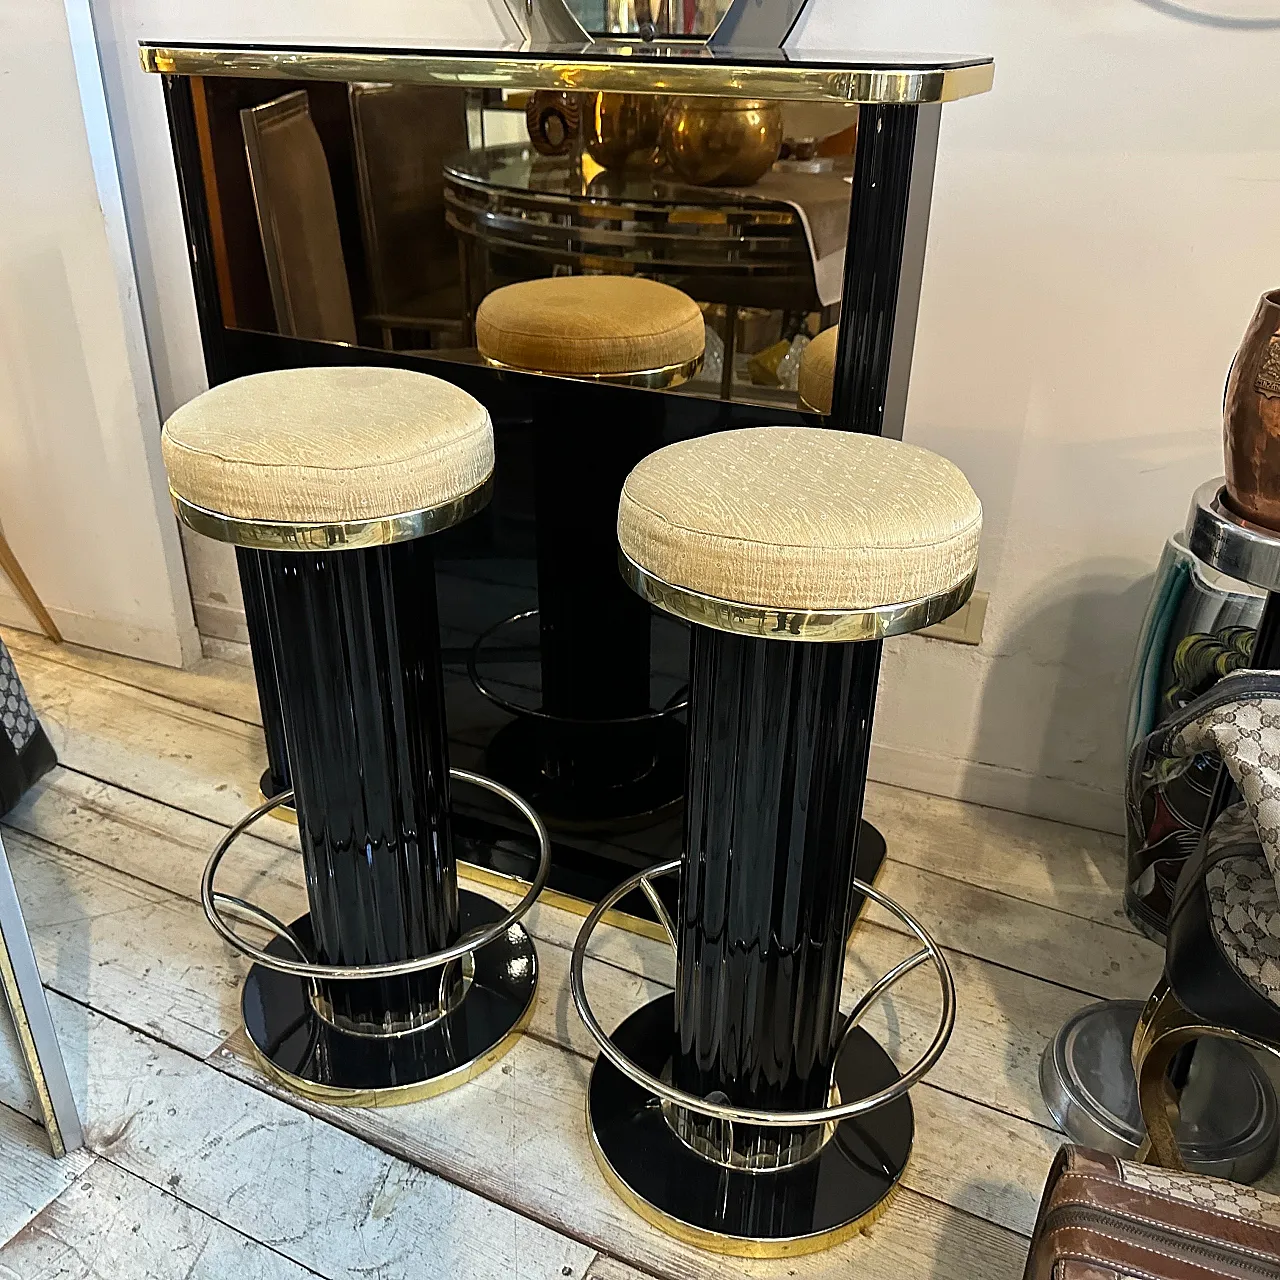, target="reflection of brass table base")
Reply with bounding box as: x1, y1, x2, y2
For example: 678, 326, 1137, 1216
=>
242, 892, 537, 1107
587, 992, 912, 1258
484, 714, 686, 831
